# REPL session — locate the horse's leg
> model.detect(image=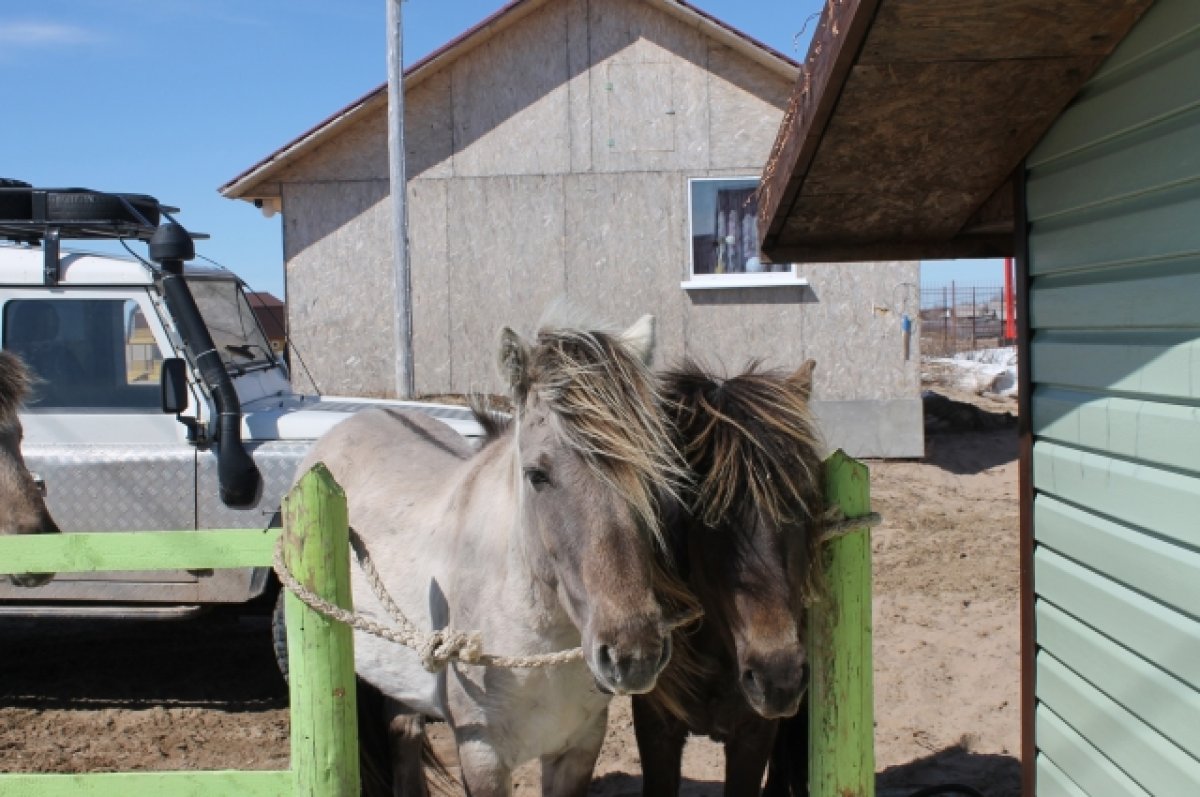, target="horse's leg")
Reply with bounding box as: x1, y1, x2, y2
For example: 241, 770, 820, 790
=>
722, 717, 778, 797
538, 709, 607, 797
631, 697, 688, 797
384, 700, 430, 797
